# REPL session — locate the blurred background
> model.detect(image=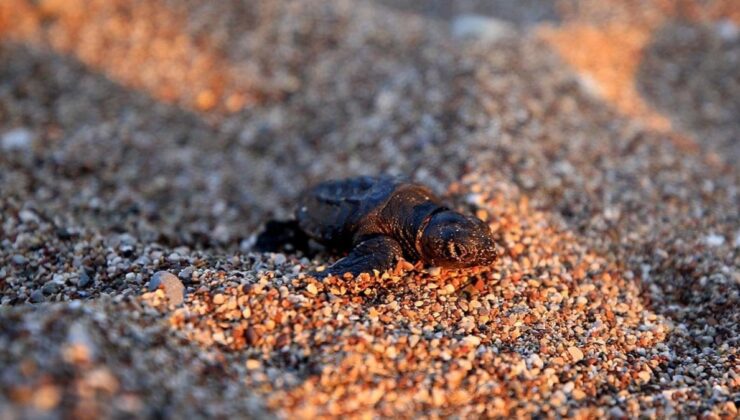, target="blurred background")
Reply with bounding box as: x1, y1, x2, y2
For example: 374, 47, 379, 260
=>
1, 0, 737, 250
